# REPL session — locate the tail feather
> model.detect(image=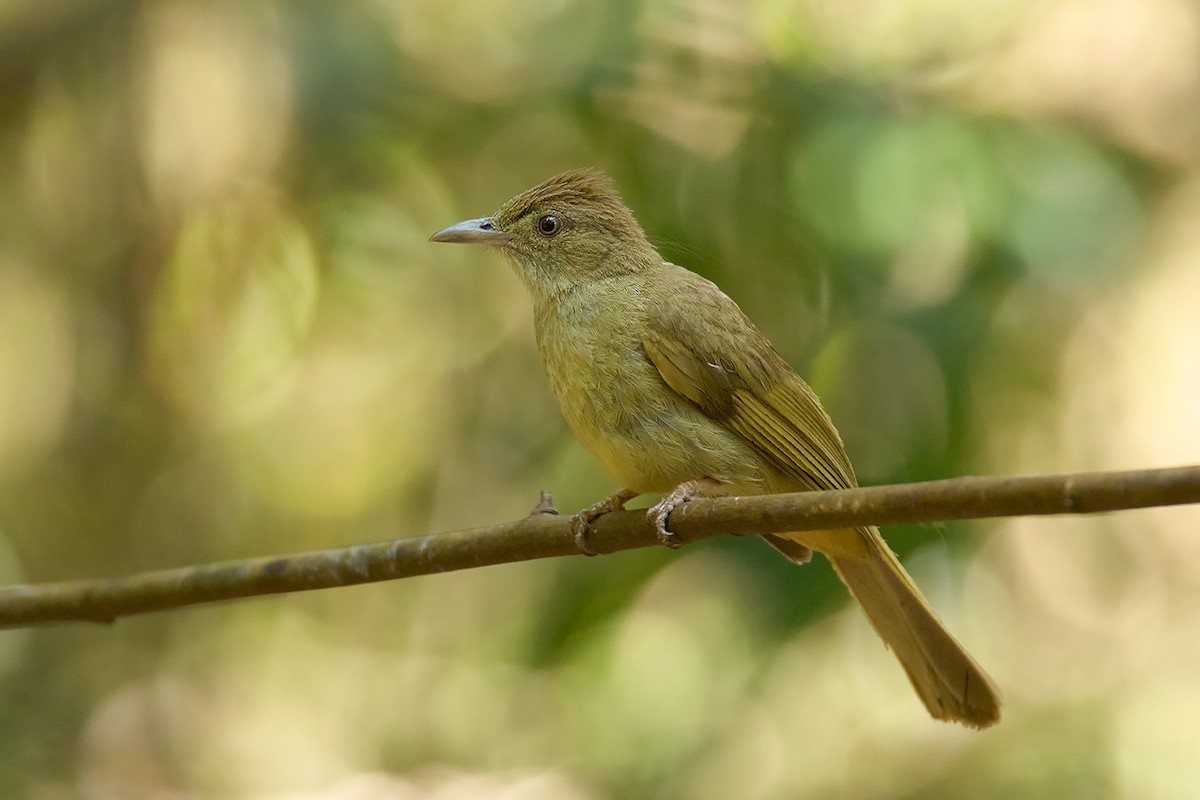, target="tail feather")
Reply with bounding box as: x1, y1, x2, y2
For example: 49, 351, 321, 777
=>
769, 527, 1002, 728
830, 527, 1001, 728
